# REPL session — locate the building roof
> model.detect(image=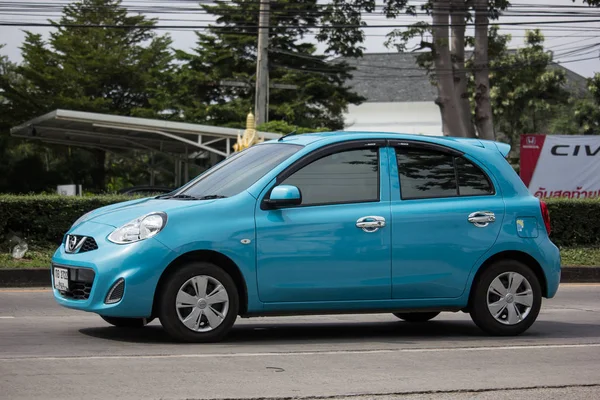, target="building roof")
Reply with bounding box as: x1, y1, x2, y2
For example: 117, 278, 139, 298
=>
340, 53, 437, 103
339, 52, 590, 103
10, 109, 280, 158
